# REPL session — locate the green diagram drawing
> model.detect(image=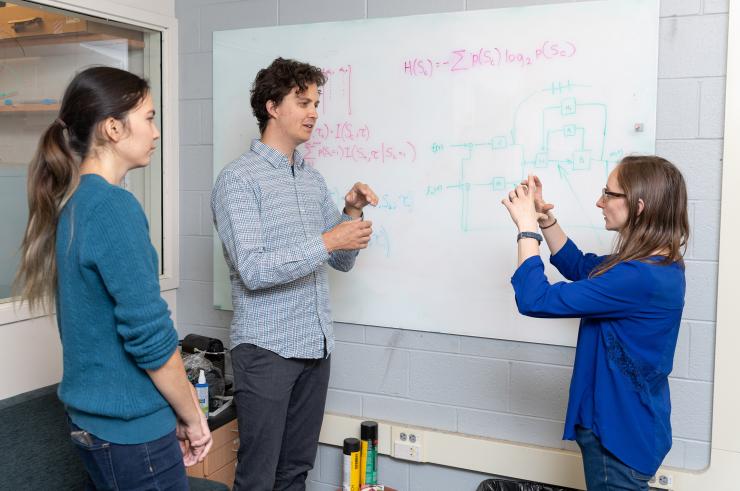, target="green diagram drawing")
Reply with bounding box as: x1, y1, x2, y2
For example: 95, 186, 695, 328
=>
426, 81, 626, 234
